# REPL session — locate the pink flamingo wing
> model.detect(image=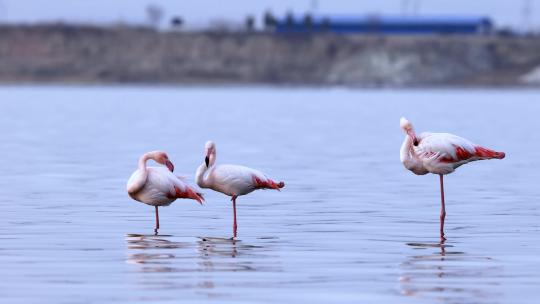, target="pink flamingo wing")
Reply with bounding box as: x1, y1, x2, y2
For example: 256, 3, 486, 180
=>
417, 133, 476, 163
418, 132, 504, 163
